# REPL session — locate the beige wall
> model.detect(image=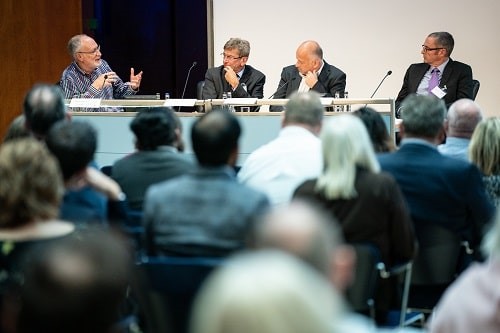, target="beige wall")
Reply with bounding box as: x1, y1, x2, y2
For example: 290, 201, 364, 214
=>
213, 0, 499, 117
